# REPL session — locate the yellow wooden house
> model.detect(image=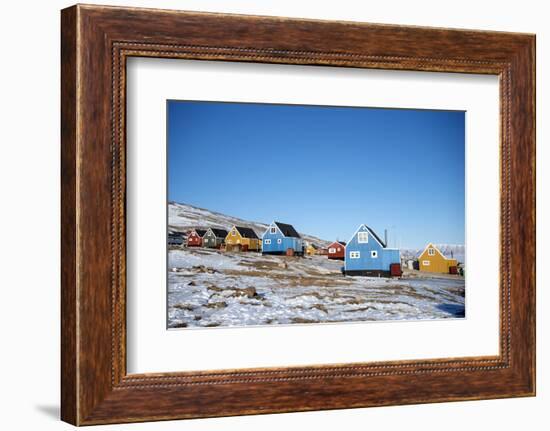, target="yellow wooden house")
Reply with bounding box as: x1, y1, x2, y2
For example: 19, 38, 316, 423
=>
305, 243, 318, 256
224, 225, 261, 251
418, 243, 458, 274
